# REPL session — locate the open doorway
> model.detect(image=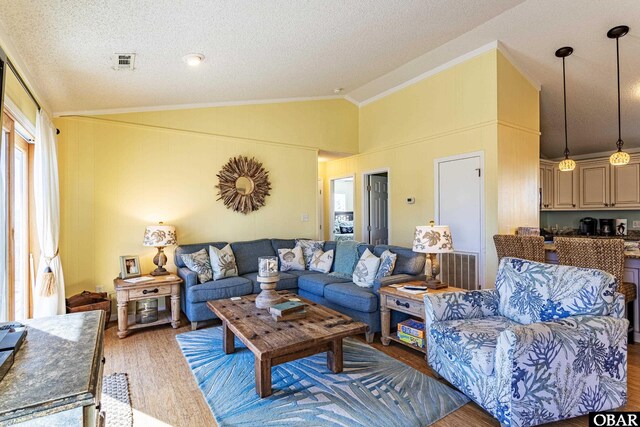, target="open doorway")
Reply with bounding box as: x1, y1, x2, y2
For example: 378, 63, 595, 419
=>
363, 171, 389, 245
330, 176, 354, 241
